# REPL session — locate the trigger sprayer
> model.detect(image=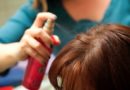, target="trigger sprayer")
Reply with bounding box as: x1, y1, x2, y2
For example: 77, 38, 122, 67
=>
22, 19, 58, 90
